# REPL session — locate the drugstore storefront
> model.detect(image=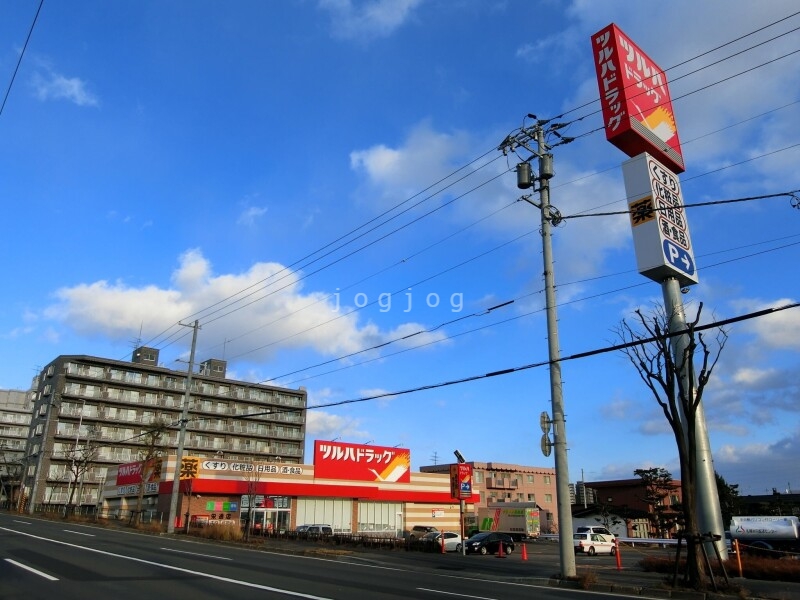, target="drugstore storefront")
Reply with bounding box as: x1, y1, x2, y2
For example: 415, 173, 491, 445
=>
102, 441, 472, 535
